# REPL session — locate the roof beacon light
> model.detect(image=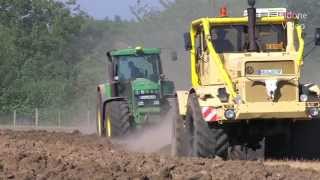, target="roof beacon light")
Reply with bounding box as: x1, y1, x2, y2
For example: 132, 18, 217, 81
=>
219, 5, 228, 17
135, 46, 143, 53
